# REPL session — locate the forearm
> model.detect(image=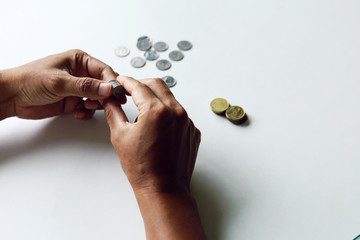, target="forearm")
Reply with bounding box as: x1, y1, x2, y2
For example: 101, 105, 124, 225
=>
134, 190, 207, 240
0, 69, 18, 120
